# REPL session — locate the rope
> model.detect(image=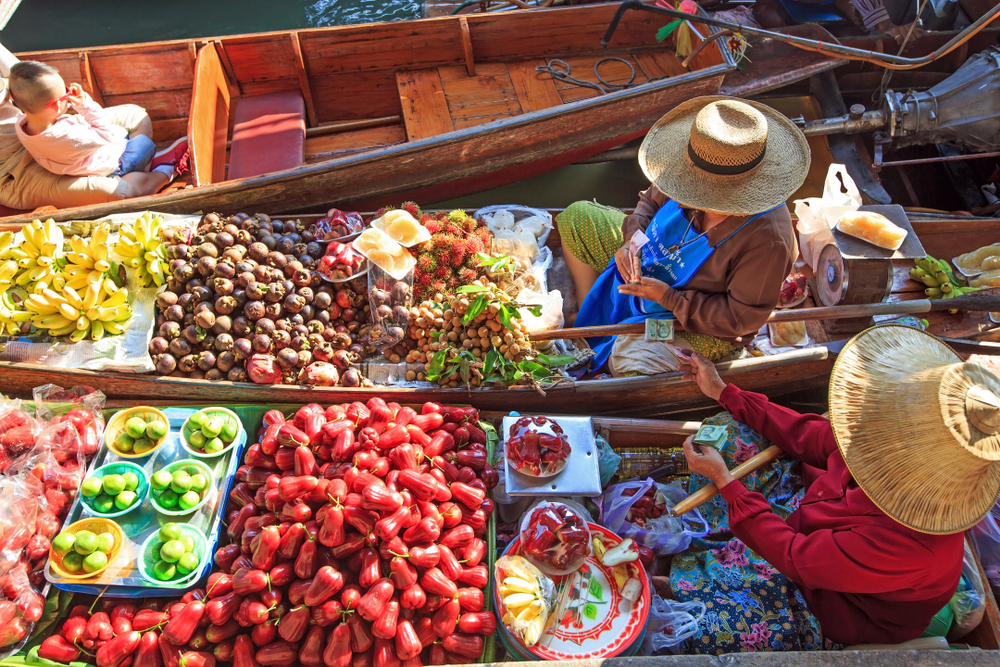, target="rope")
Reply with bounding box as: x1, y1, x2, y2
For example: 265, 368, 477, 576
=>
873, 0, 933, 104
535, 57, 671, 95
